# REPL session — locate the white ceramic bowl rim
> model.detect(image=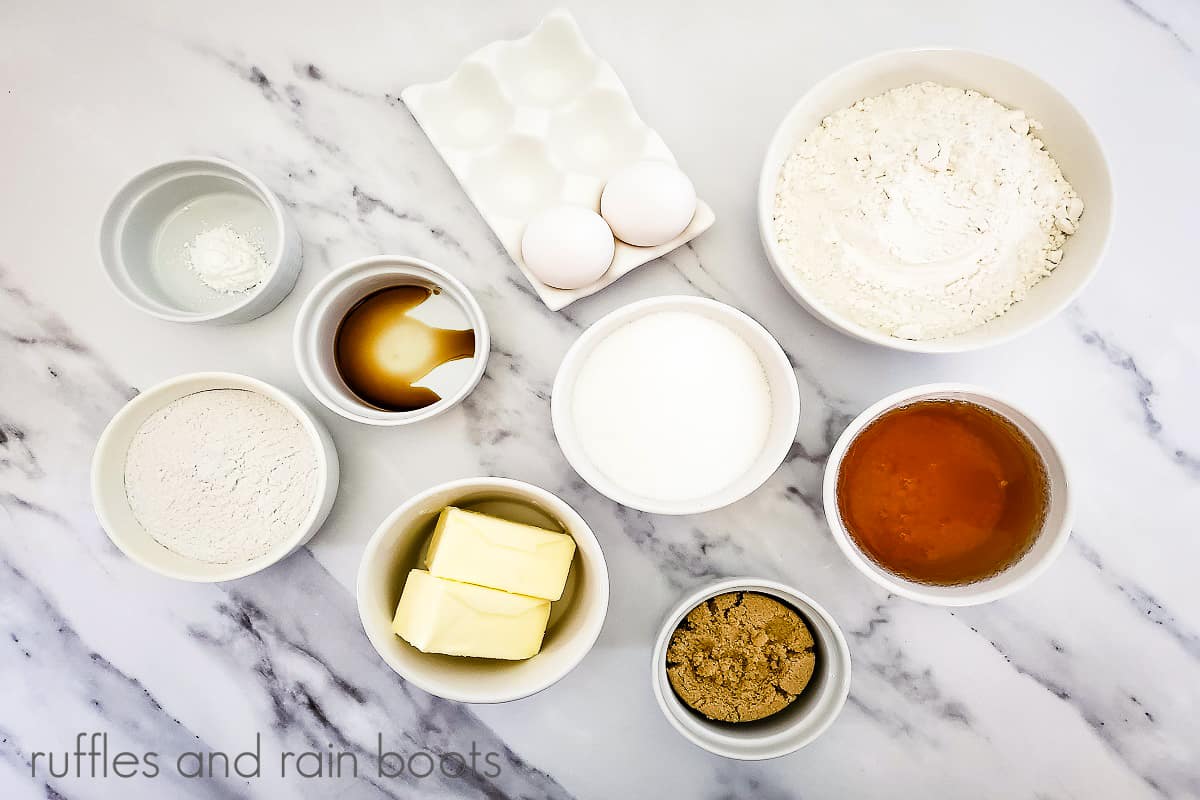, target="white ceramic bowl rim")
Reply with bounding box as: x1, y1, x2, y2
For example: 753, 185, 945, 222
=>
293, 255, 491, 426
356, 477, 610, 703
551, 295, 801, 515
822, 383, 1075, 605
99, 156, 290, 323
91, 371, 338, 582
651, 577, 852, 760
757, 47, 1115, 354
